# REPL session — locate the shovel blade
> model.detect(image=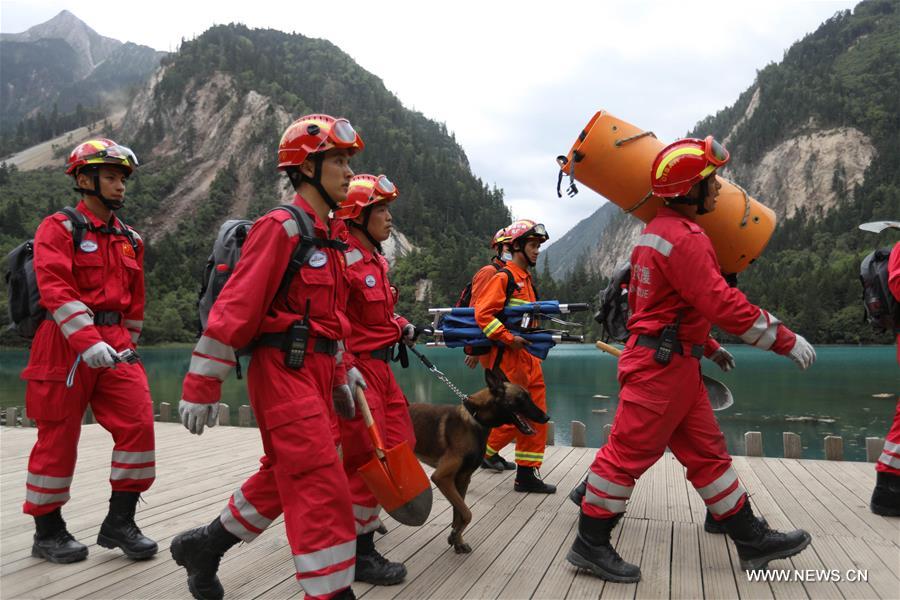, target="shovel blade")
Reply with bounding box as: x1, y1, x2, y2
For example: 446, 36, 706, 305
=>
703, 375, 734, 411
357, 441, 432, 526
859, 221, 900, 233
